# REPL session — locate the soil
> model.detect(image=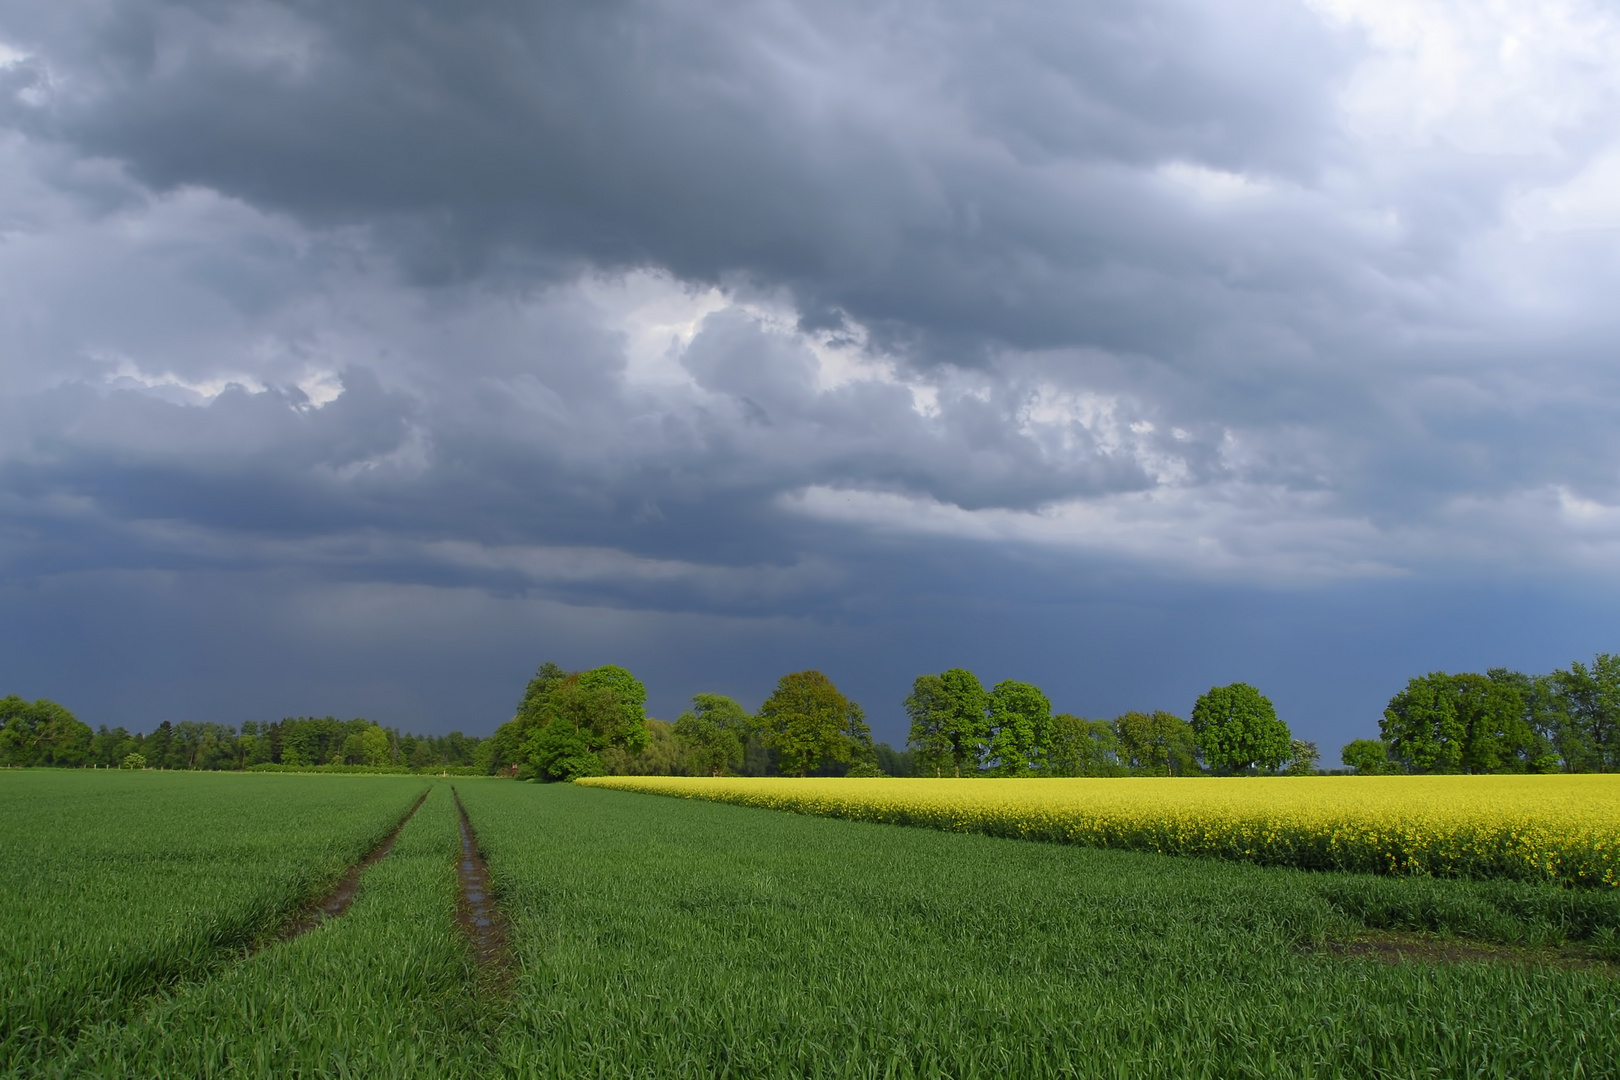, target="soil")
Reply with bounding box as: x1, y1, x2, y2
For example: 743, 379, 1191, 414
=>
1321, 930, 1616, 973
